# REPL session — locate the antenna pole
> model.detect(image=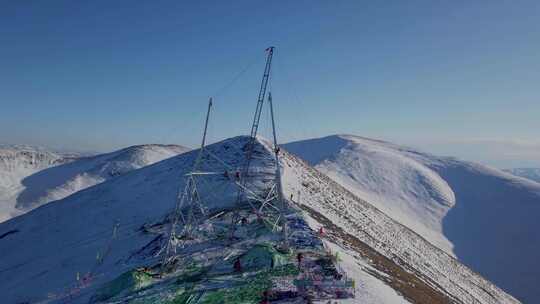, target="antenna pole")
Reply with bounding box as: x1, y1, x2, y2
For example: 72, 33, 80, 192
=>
163, 98, 213, 270
269, 92, 289, 248
201, 98, 213, 150
268, 92, 278, 150
192, 98, 213, 171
